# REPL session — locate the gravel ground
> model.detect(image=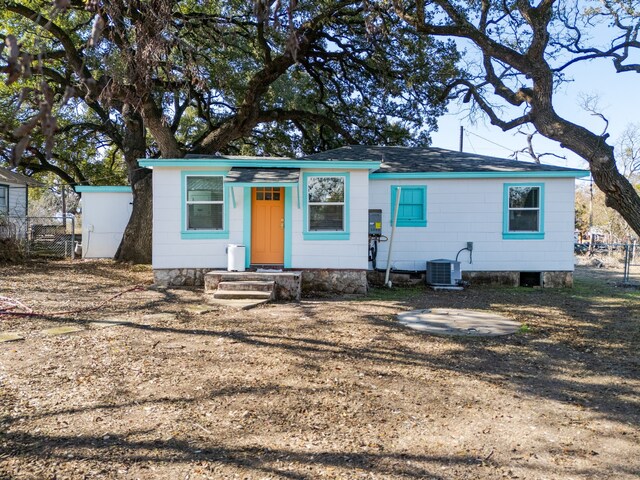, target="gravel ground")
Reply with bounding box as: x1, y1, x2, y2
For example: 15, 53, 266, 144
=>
0, 260, 639, 479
